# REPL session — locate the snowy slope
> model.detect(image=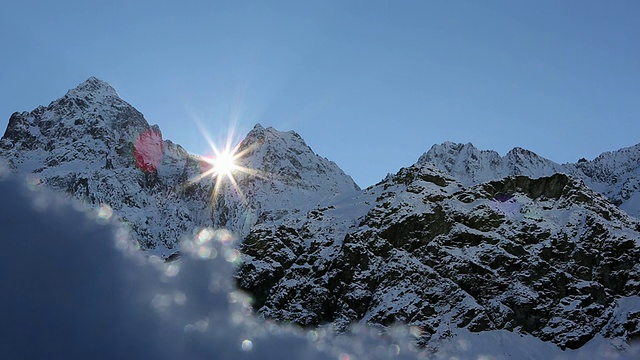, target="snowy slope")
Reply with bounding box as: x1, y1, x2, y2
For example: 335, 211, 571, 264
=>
418, 142, 640, 217
209, 123, 360, 235
569, 144, 640, 218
